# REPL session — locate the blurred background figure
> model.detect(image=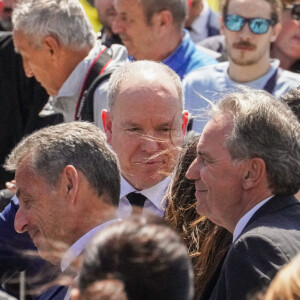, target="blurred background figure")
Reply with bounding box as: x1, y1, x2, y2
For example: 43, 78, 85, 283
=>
0, 0, 14, 31
94, 0, 122, 46
271, 0, 300, 72
185, 0, 220, 43
165, 136, 232, 300
71, 214, 194, 300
